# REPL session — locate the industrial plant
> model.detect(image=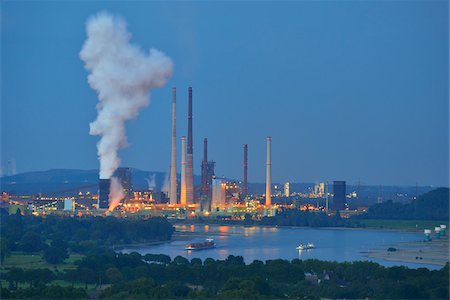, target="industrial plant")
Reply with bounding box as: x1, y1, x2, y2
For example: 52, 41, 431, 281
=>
1, 87, 359, 220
